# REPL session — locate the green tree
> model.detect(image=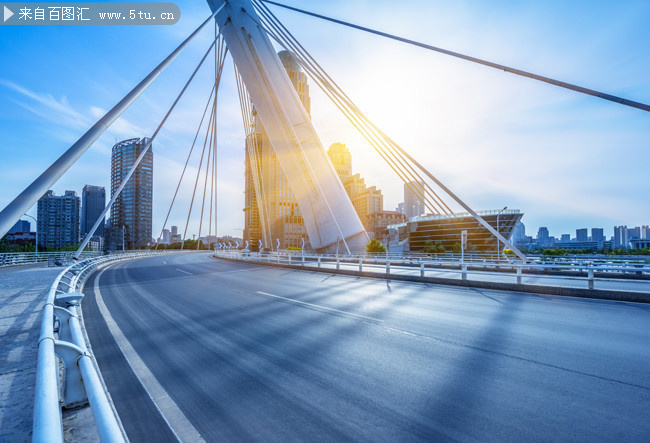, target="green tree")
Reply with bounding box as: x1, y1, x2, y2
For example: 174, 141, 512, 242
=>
422, 239, 445, 254
366, 238, 386, 254
452, 242, 462, 254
